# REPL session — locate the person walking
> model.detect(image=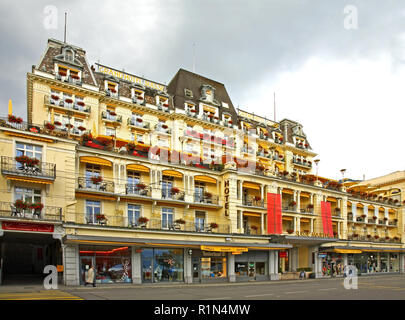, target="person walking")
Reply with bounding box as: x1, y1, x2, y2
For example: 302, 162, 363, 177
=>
85, 265, 96, 287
